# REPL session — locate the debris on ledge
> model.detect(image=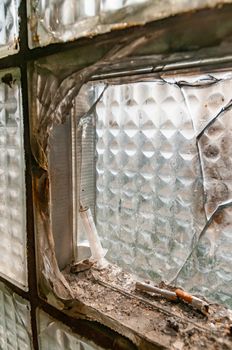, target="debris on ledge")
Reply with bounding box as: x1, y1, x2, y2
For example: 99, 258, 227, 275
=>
63, 263, 232, 350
